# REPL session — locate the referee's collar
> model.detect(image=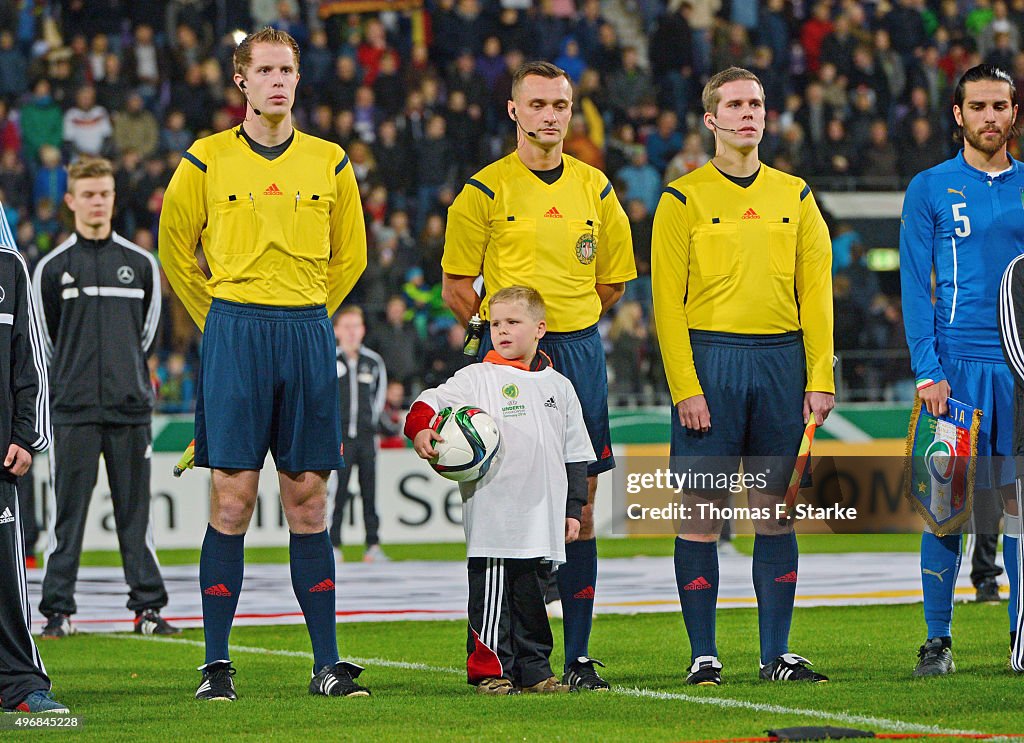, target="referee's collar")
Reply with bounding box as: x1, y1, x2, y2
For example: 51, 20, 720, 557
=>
483, 349, 552, 372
